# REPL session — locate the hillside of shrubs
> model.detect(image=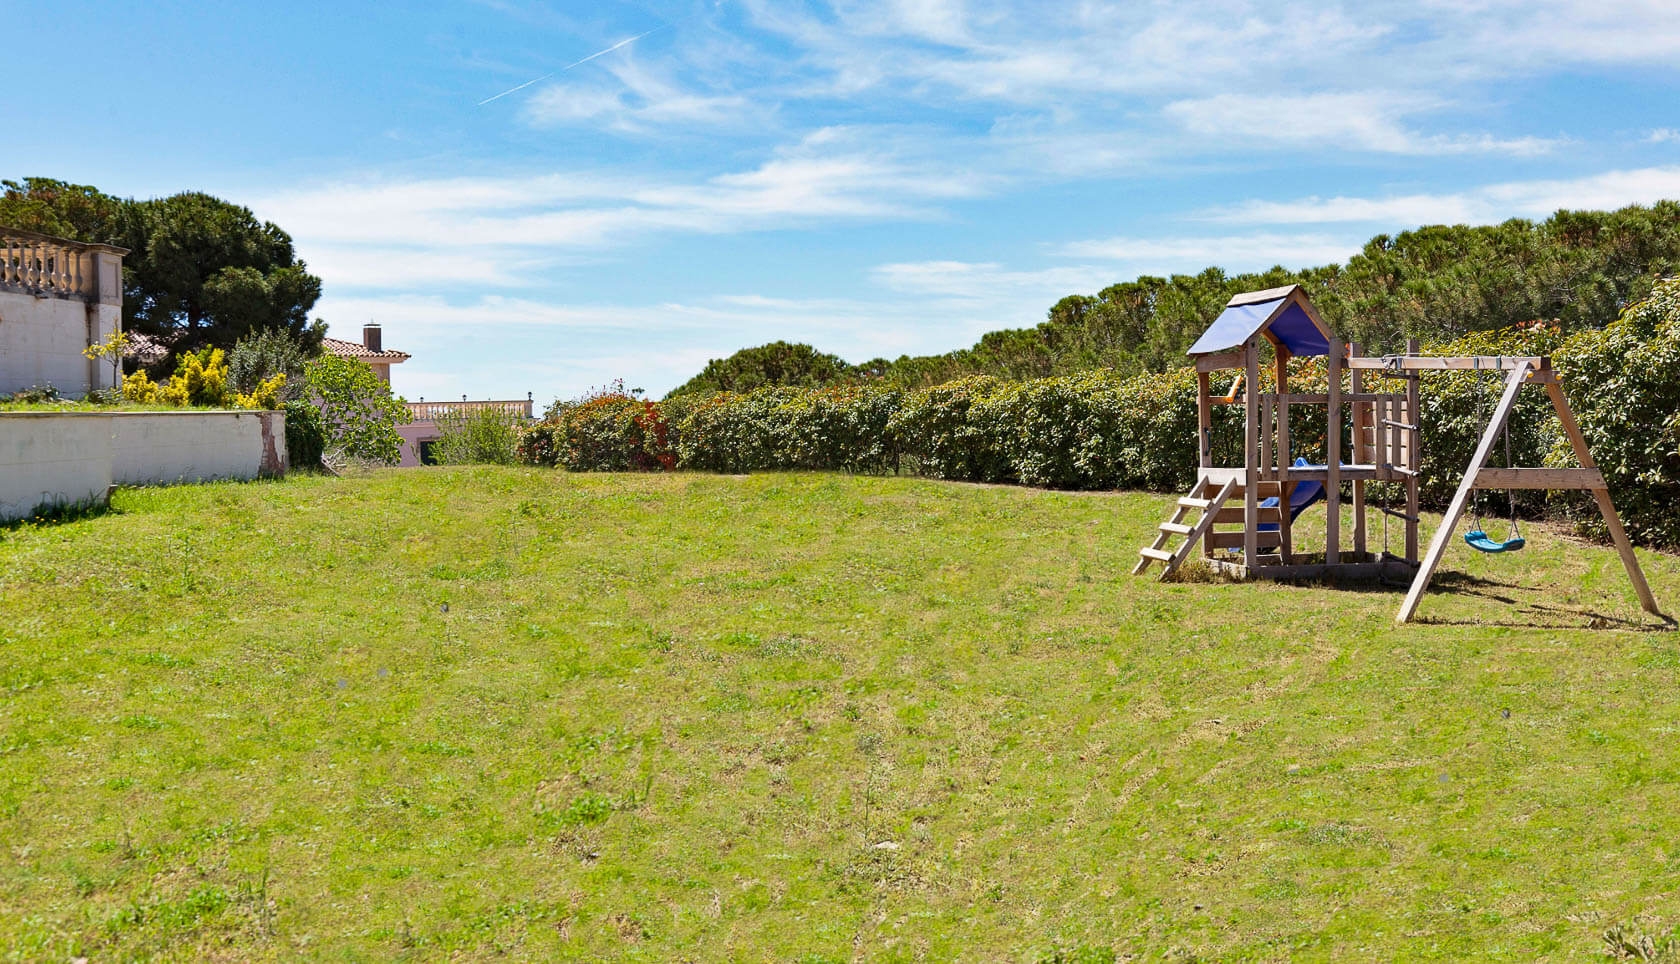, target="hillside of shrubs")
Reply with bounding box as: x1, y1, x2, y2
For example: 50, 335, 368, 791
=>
519, 279, 1680, 549
676, 203, 1680, 392
894, 201, 1680, 384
